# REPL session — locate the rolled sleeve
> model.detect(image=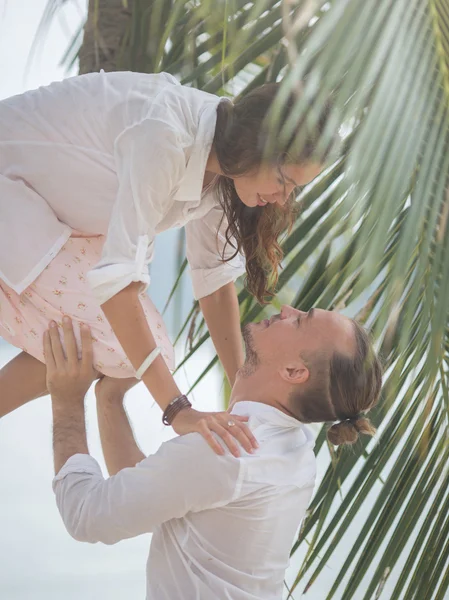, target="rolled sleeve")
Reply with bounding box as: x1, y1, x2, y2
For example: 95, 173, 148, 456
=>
87, 119, 187, 305
52, 436, 241, 546
185, 204, 246, 300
